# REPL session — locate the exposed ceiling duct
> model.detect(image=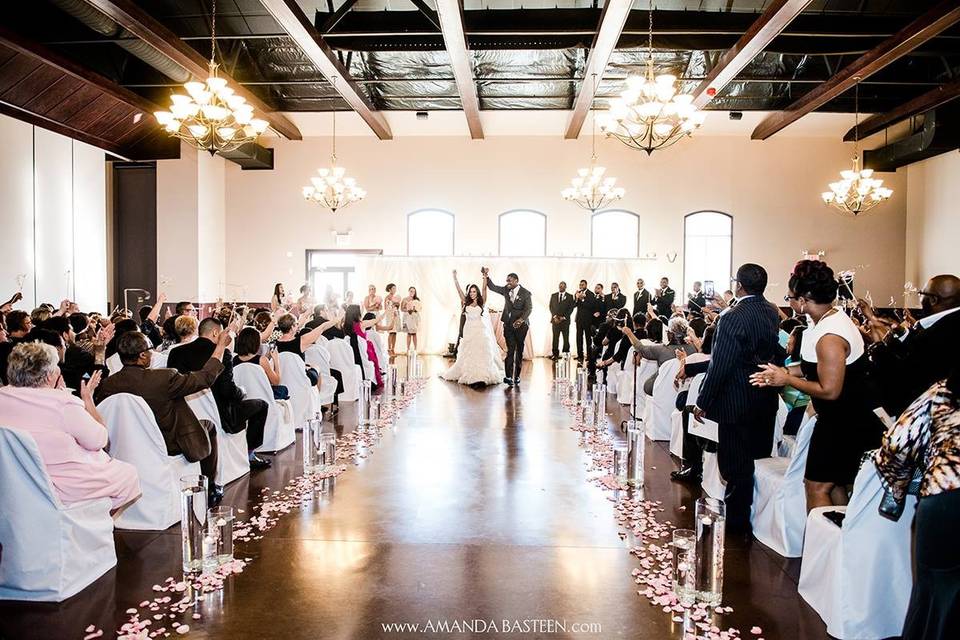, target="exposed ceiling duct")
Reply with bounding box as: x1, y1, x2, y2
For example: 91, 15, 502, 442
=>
863, 104, 960, 172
